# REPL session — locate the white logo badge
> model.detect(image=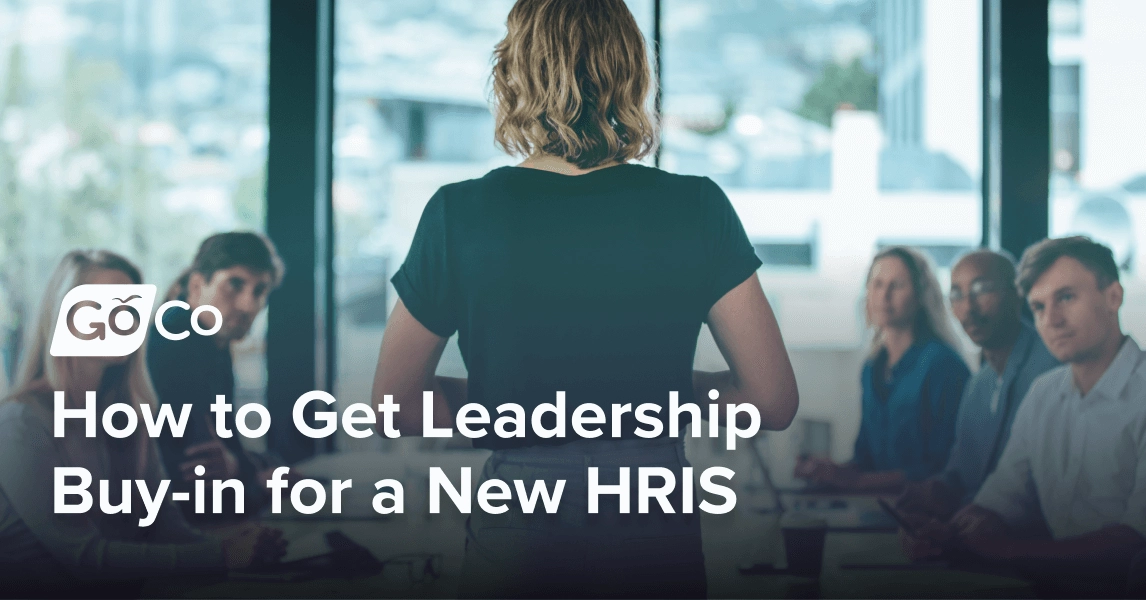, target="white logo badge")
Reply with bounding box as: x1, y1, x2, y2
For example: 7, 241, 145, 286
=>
50, 284, 158, 357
